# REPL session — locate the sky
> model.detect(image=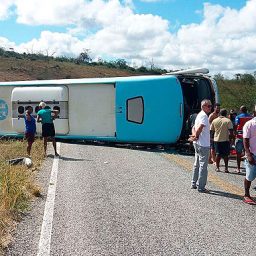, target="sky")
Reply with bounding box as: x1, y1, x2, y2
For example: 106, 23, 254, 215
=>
0, 0, 255, 77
